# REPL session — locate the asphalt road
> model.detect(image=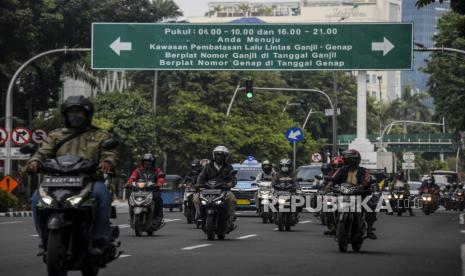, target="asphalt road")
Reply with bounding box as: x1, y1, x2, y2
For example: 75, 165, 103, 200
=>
1, 208, 464, 276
